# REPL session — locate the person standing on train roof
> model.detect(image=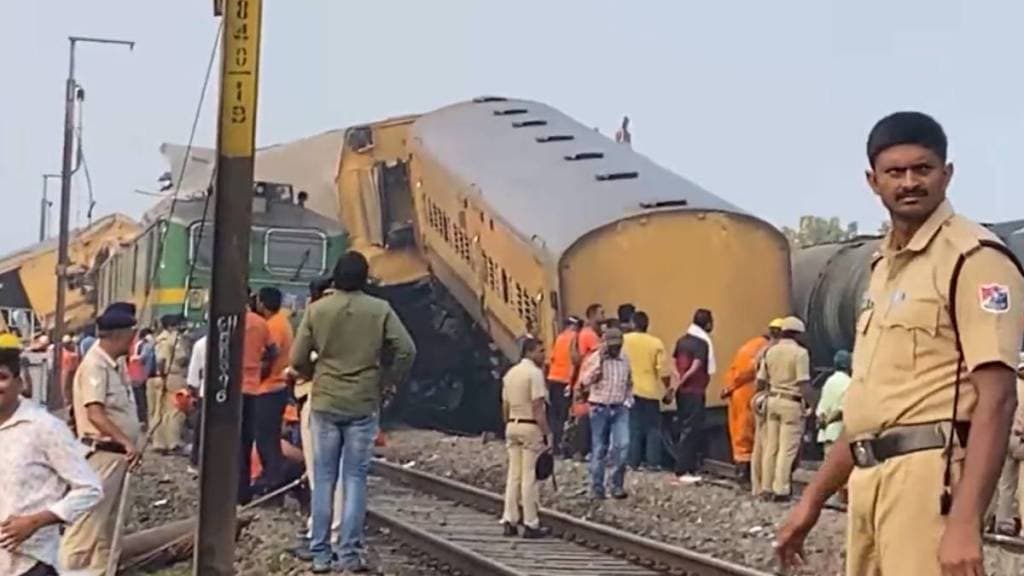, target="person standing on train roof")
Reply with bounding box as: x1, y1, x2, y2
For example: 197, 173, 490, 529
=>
623, 311, 669, 470
664, 308, 716, 484
291, 251, 416, 574
579, 327, 632, 499
721, 326, 774, 487
59, 302, 142, 576
546, 316, 581, 458
149, 315, 189, 454
750, 318, 784, 496
754, 316, 810, 502
0, 334, 103, 576
776, 111, 1024, 576
500, 337, 553, 538
252, 287, 294, 495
